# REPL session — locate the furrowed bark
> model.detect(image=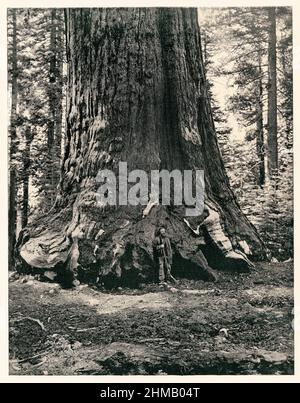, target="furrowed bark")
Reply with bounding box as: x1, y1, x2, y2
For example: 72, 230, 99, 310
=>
18, 8, 266, 287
